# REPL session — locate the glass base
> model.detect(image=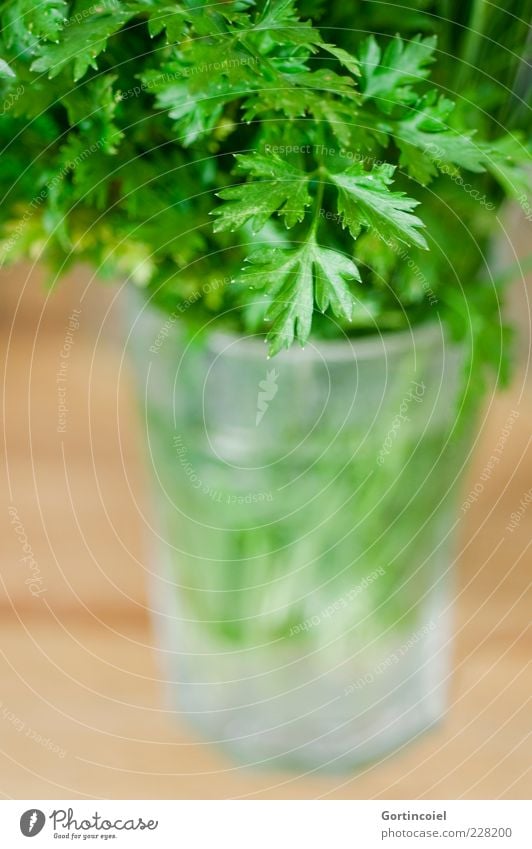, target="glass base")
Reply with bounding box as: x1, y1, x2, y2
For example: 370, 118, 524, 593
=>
151, 549, 452, 773
171, 676, 447, 774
